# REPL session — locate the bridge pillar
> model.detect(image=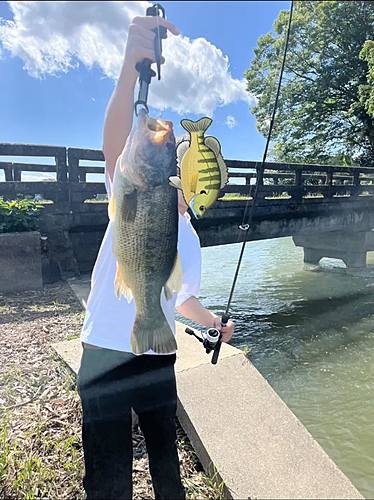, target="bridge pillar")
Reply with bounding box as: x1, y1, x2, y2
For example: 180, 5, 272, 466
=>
293, 230, 374, 270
